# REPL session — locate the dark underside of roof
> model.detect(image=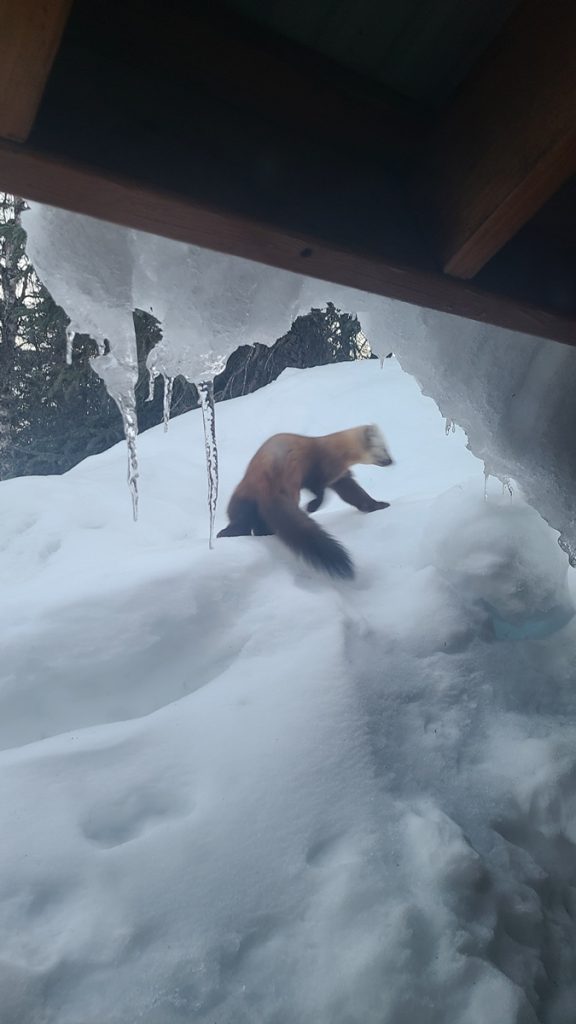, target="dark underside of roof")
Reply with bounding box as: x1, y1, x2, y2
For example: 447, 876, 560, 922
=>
1, 0, 576, 344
